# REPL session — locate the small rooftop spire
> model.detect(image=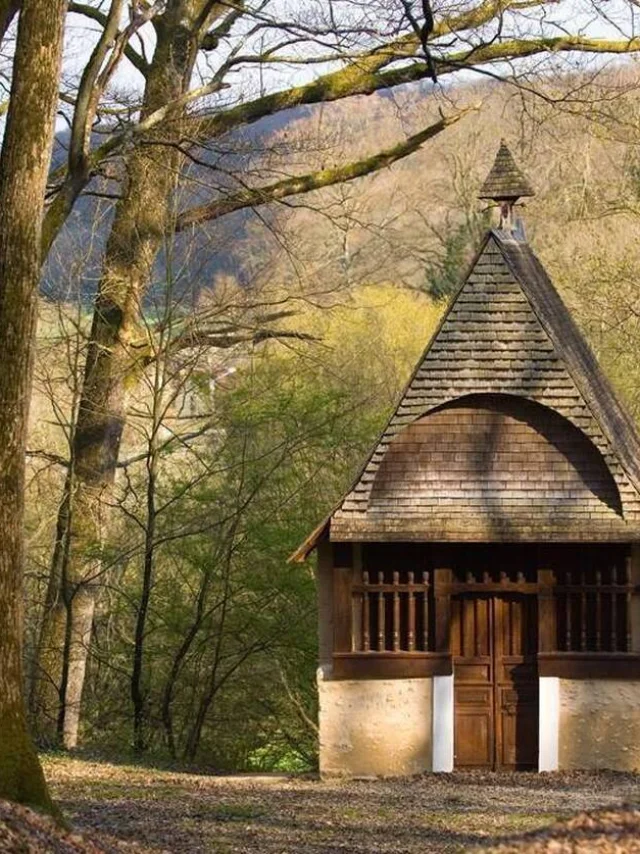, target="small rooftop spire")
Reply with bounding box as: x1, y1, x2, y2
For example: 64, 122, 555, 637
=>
479, 140, 535, 201
479, 140, 534, 233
